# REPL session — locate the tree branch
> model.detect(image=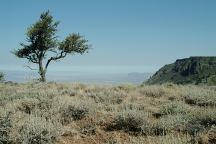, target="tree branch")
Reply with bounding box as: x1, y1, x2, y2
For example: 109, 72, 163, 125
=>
23, 55, 38, 64
45, 51, 67, 70
24, 65, 38, 71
